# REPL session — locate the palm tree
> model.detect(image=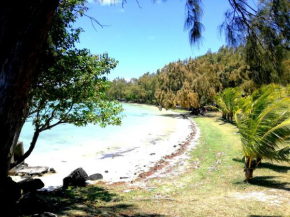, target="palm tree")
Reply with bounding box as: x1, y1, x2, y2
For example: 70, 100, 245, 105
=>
235, 84, 290, 181
216, 87, 242, 122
